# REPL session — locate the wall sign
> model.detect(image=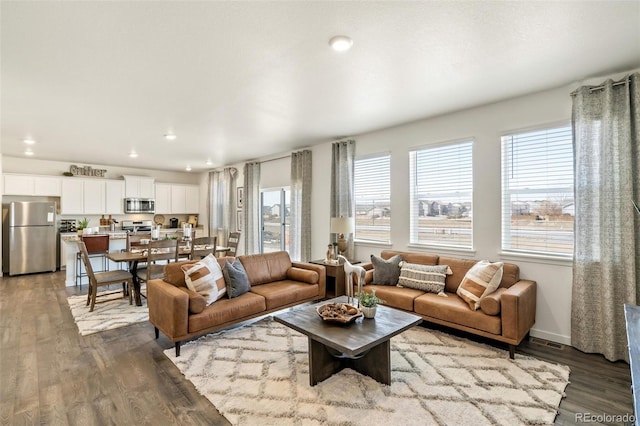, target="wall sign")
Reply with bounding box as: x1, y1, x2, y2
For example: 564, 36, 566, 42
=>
69, 165, 107, 177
